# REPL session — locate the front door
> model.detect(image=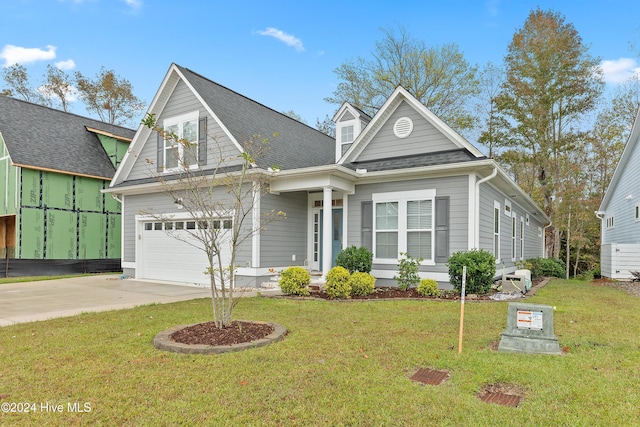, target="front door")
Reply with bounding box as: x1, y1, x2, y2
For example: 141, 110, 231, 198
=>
318, 208, 343, 268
